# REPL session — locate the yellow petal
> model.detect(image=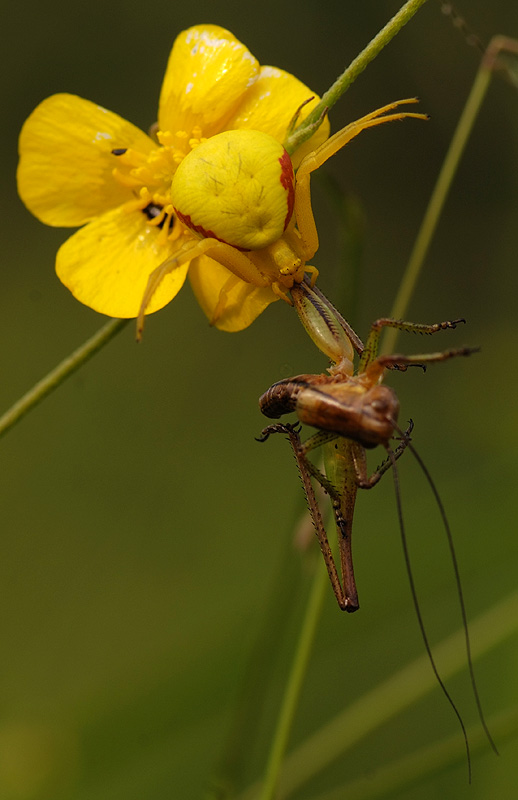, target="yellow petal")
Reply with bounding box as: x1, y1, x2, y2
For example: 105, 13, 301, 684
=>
56, 206, 188, 317
228, 66, 330, 167
158, 25, 260, 136
17, 94, 156, 227
189, 255, 278, 332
